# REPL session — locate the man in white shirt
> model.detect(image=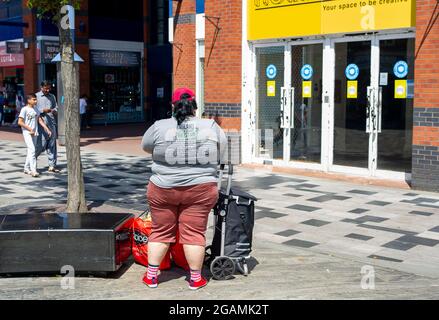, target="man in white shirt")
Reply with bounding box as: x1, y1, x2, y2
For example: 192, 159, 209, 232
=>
79, 94, 88, 131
